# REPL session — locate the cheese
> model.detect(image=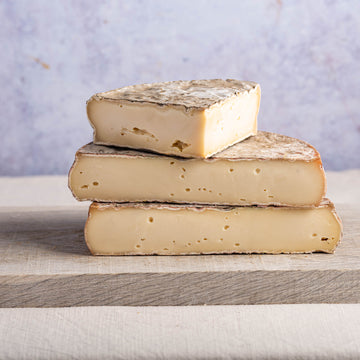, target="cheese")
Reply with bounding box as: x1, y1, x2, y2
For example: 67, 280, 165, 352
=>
85, 200, 342, 255
69, 132, 325, 206
87, 79, 260, 158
